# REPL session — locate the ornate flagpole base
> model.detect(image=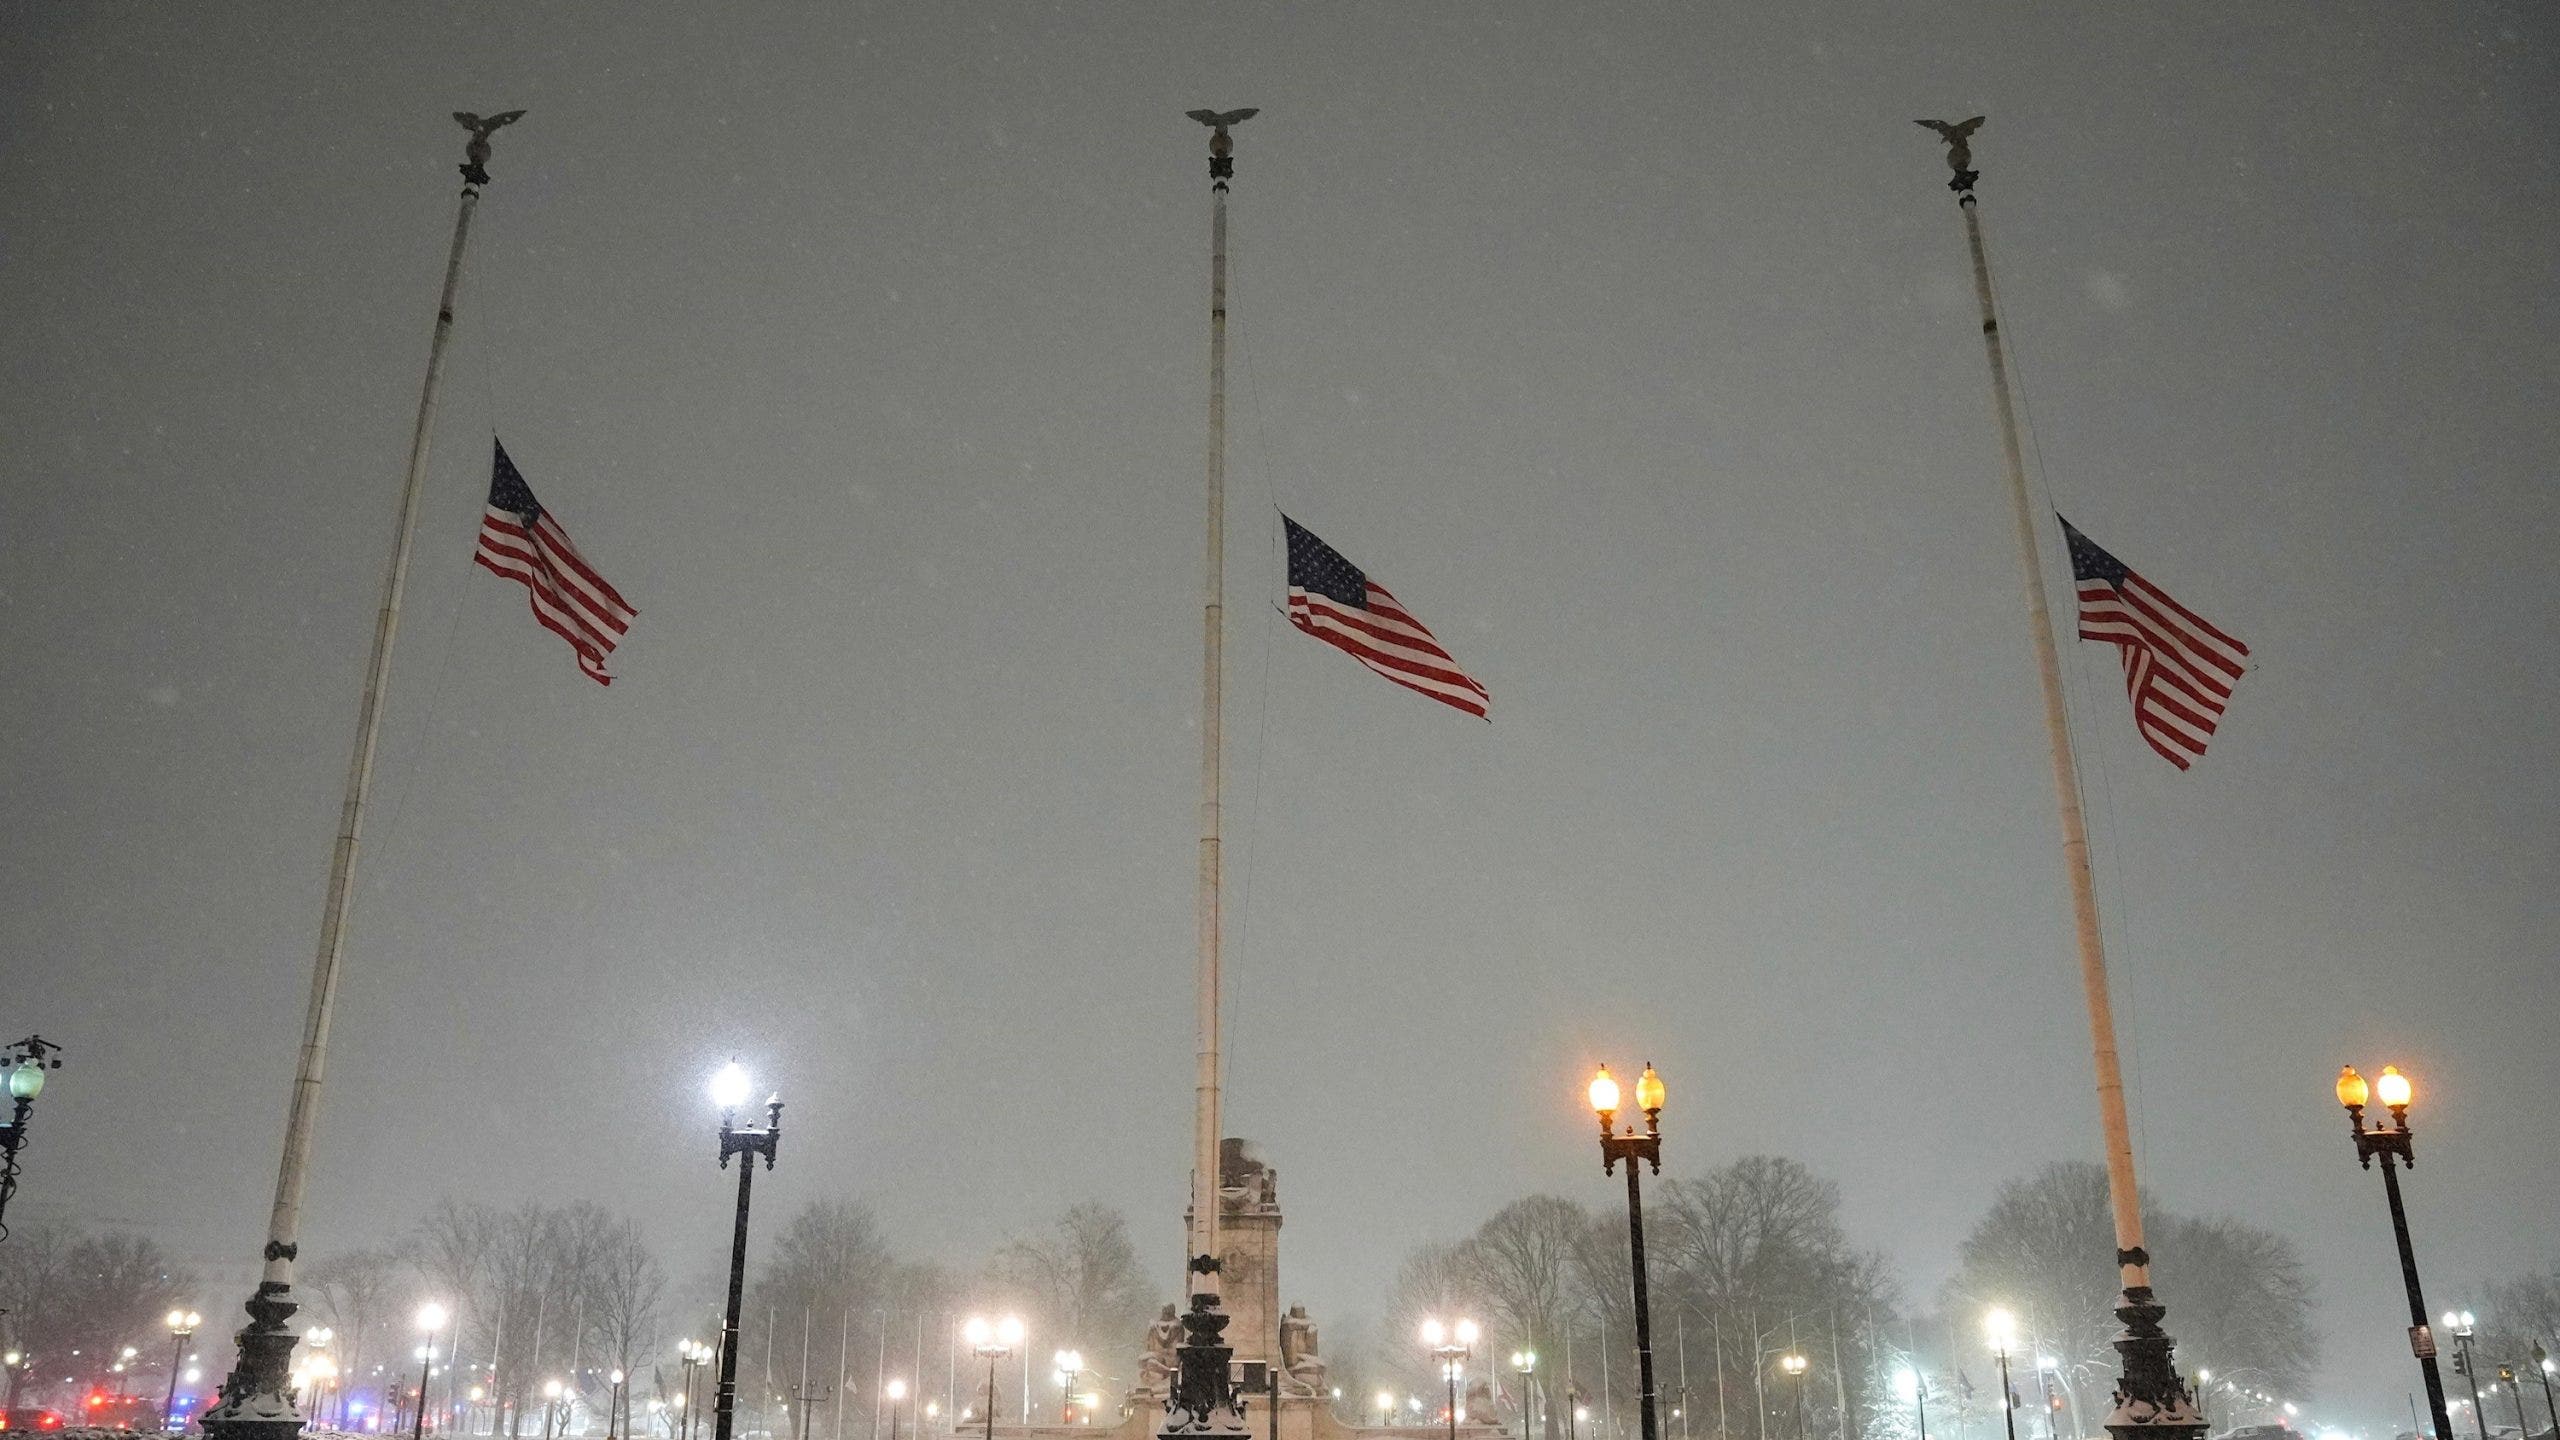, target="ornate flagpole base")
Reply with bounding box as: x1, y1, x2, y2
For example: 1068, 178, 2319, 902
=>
1161, 1273, 1250, 1440
198, 1276, 308, 1440
2103, 1288, 2205, 1439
